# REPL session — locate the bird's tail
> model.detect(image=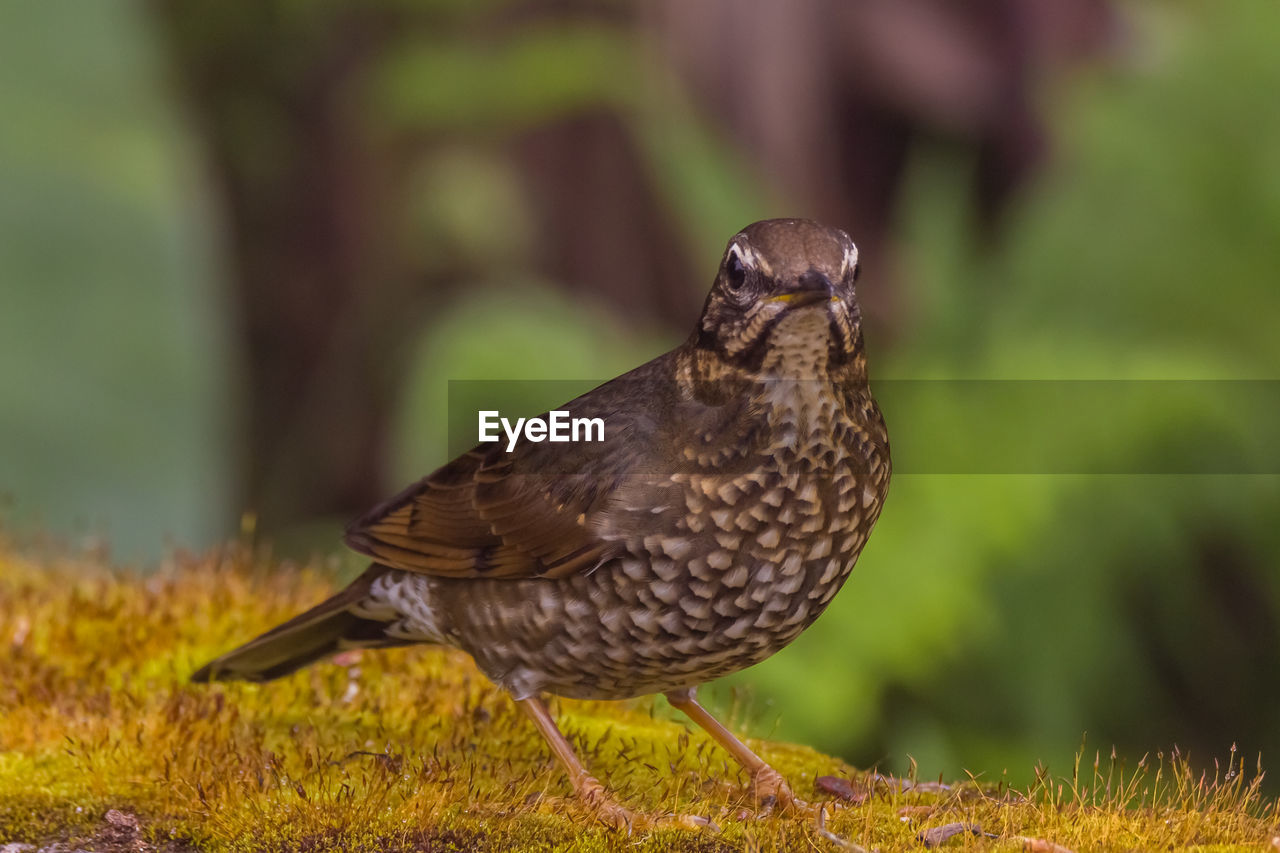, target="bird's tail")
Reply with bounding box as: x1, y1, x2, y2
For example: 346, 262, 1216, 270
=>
191, 565, 408, 683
